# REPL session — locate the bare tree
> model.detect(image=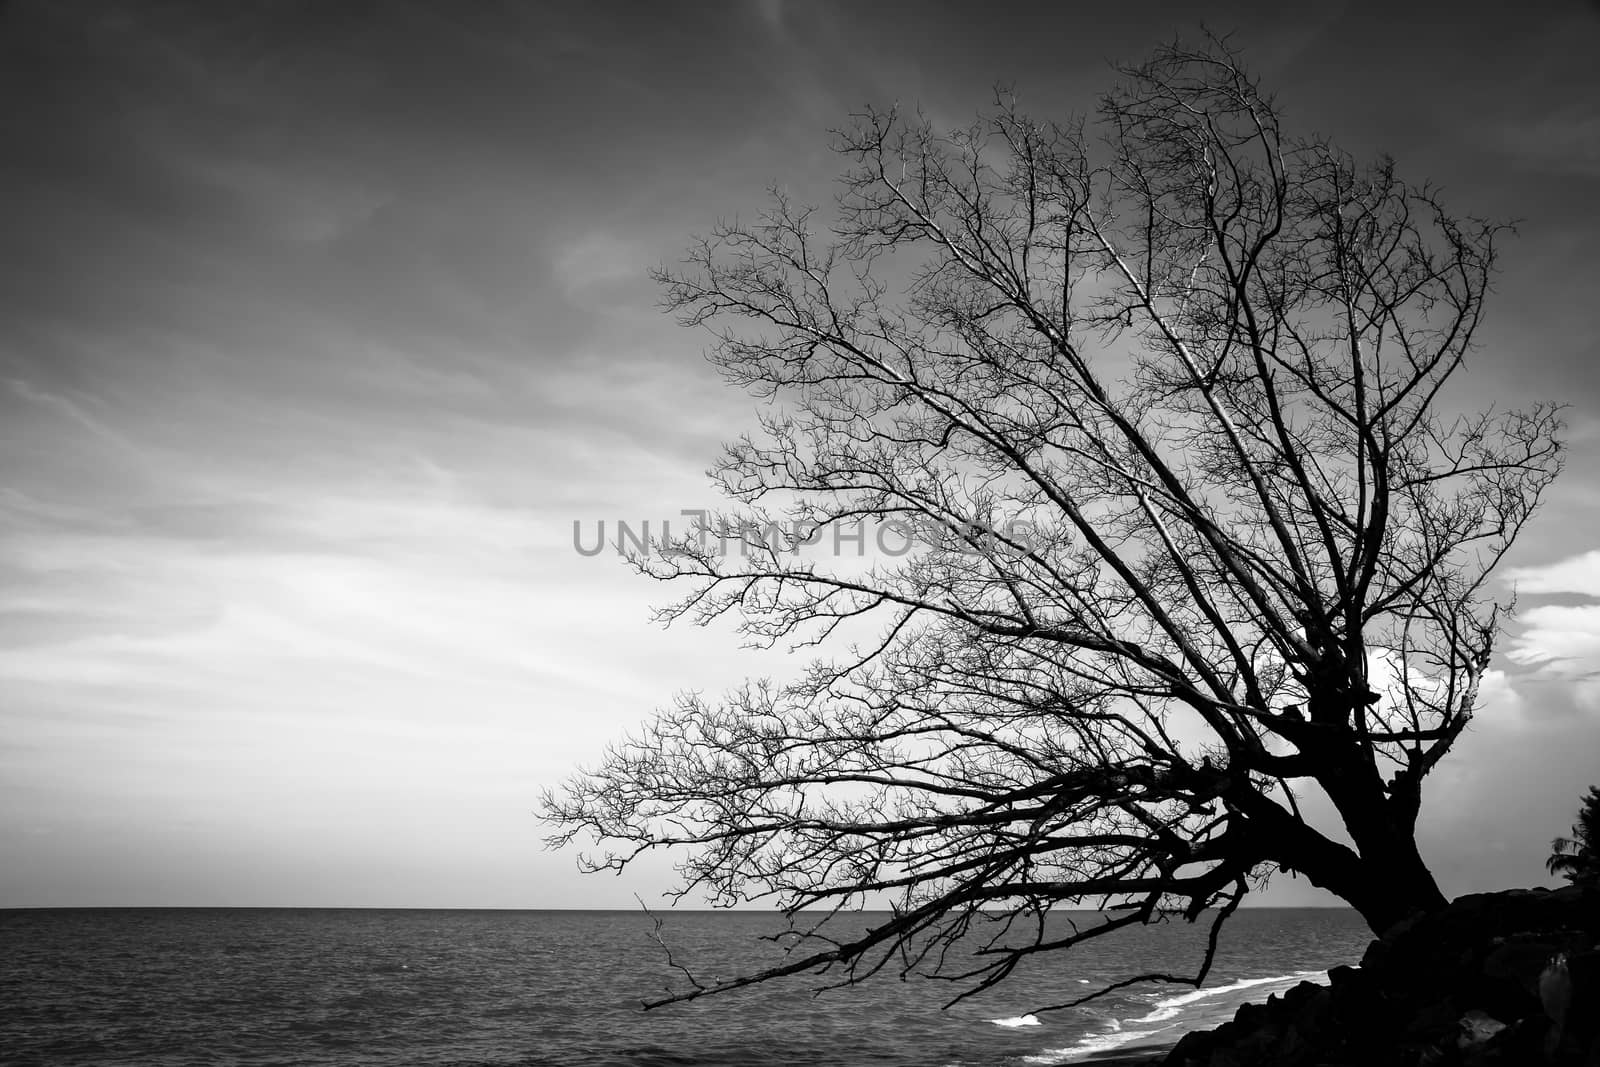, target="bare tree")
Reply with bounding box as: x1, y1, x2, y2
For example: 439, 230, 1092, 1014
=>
542, 40, 1563, 1009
